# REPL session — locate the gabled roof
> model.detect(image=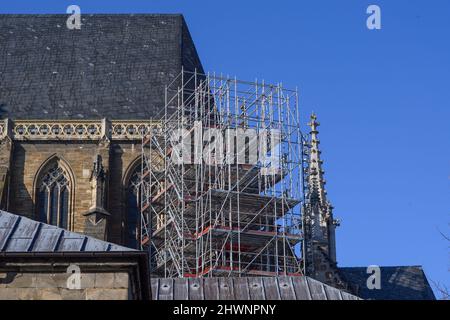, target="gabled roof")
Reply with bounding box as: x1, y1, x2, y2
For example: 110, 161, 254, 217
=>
340, 266, 436, 300
0, 14, 204, 120
150, 276, 361, 300
0, 210, 133, 252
